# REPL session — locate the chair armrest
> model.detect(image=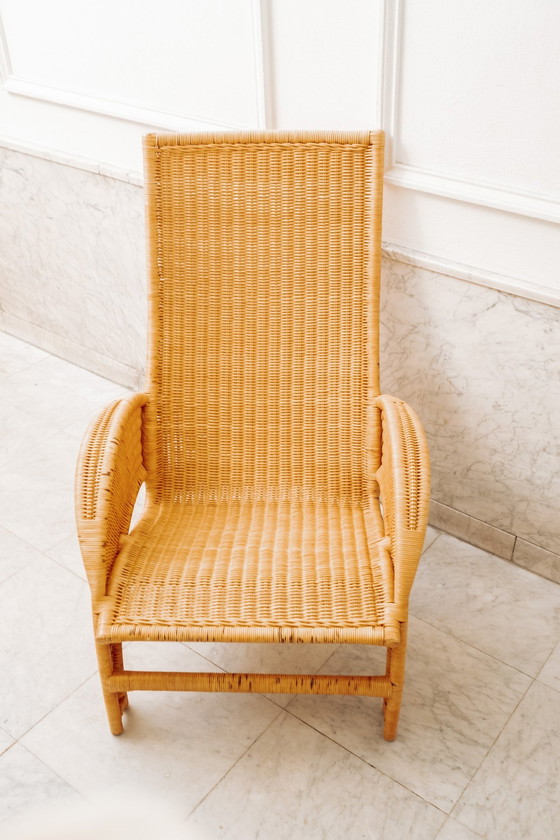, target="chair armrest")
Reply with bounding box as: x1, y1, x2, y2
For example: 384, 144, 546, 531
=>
375, 394, 431, 611
75, 392, 148, 603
